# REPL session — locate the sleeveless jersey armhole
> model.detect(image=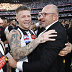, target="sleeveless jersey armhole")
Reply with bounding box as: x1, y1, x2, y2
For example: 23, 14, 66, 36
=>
17, 30, 22, 39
